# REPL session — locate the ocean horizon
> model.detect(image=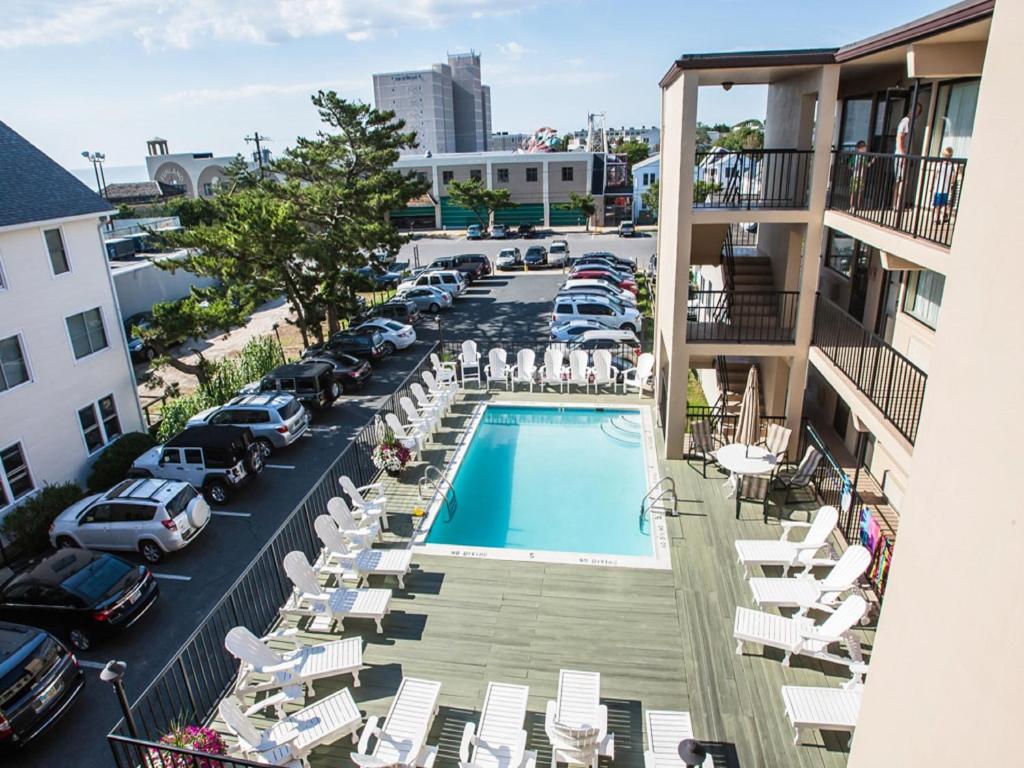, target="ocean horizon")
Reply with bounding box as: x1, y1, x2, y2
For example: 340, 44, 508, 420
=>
68, 164, 149, 192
